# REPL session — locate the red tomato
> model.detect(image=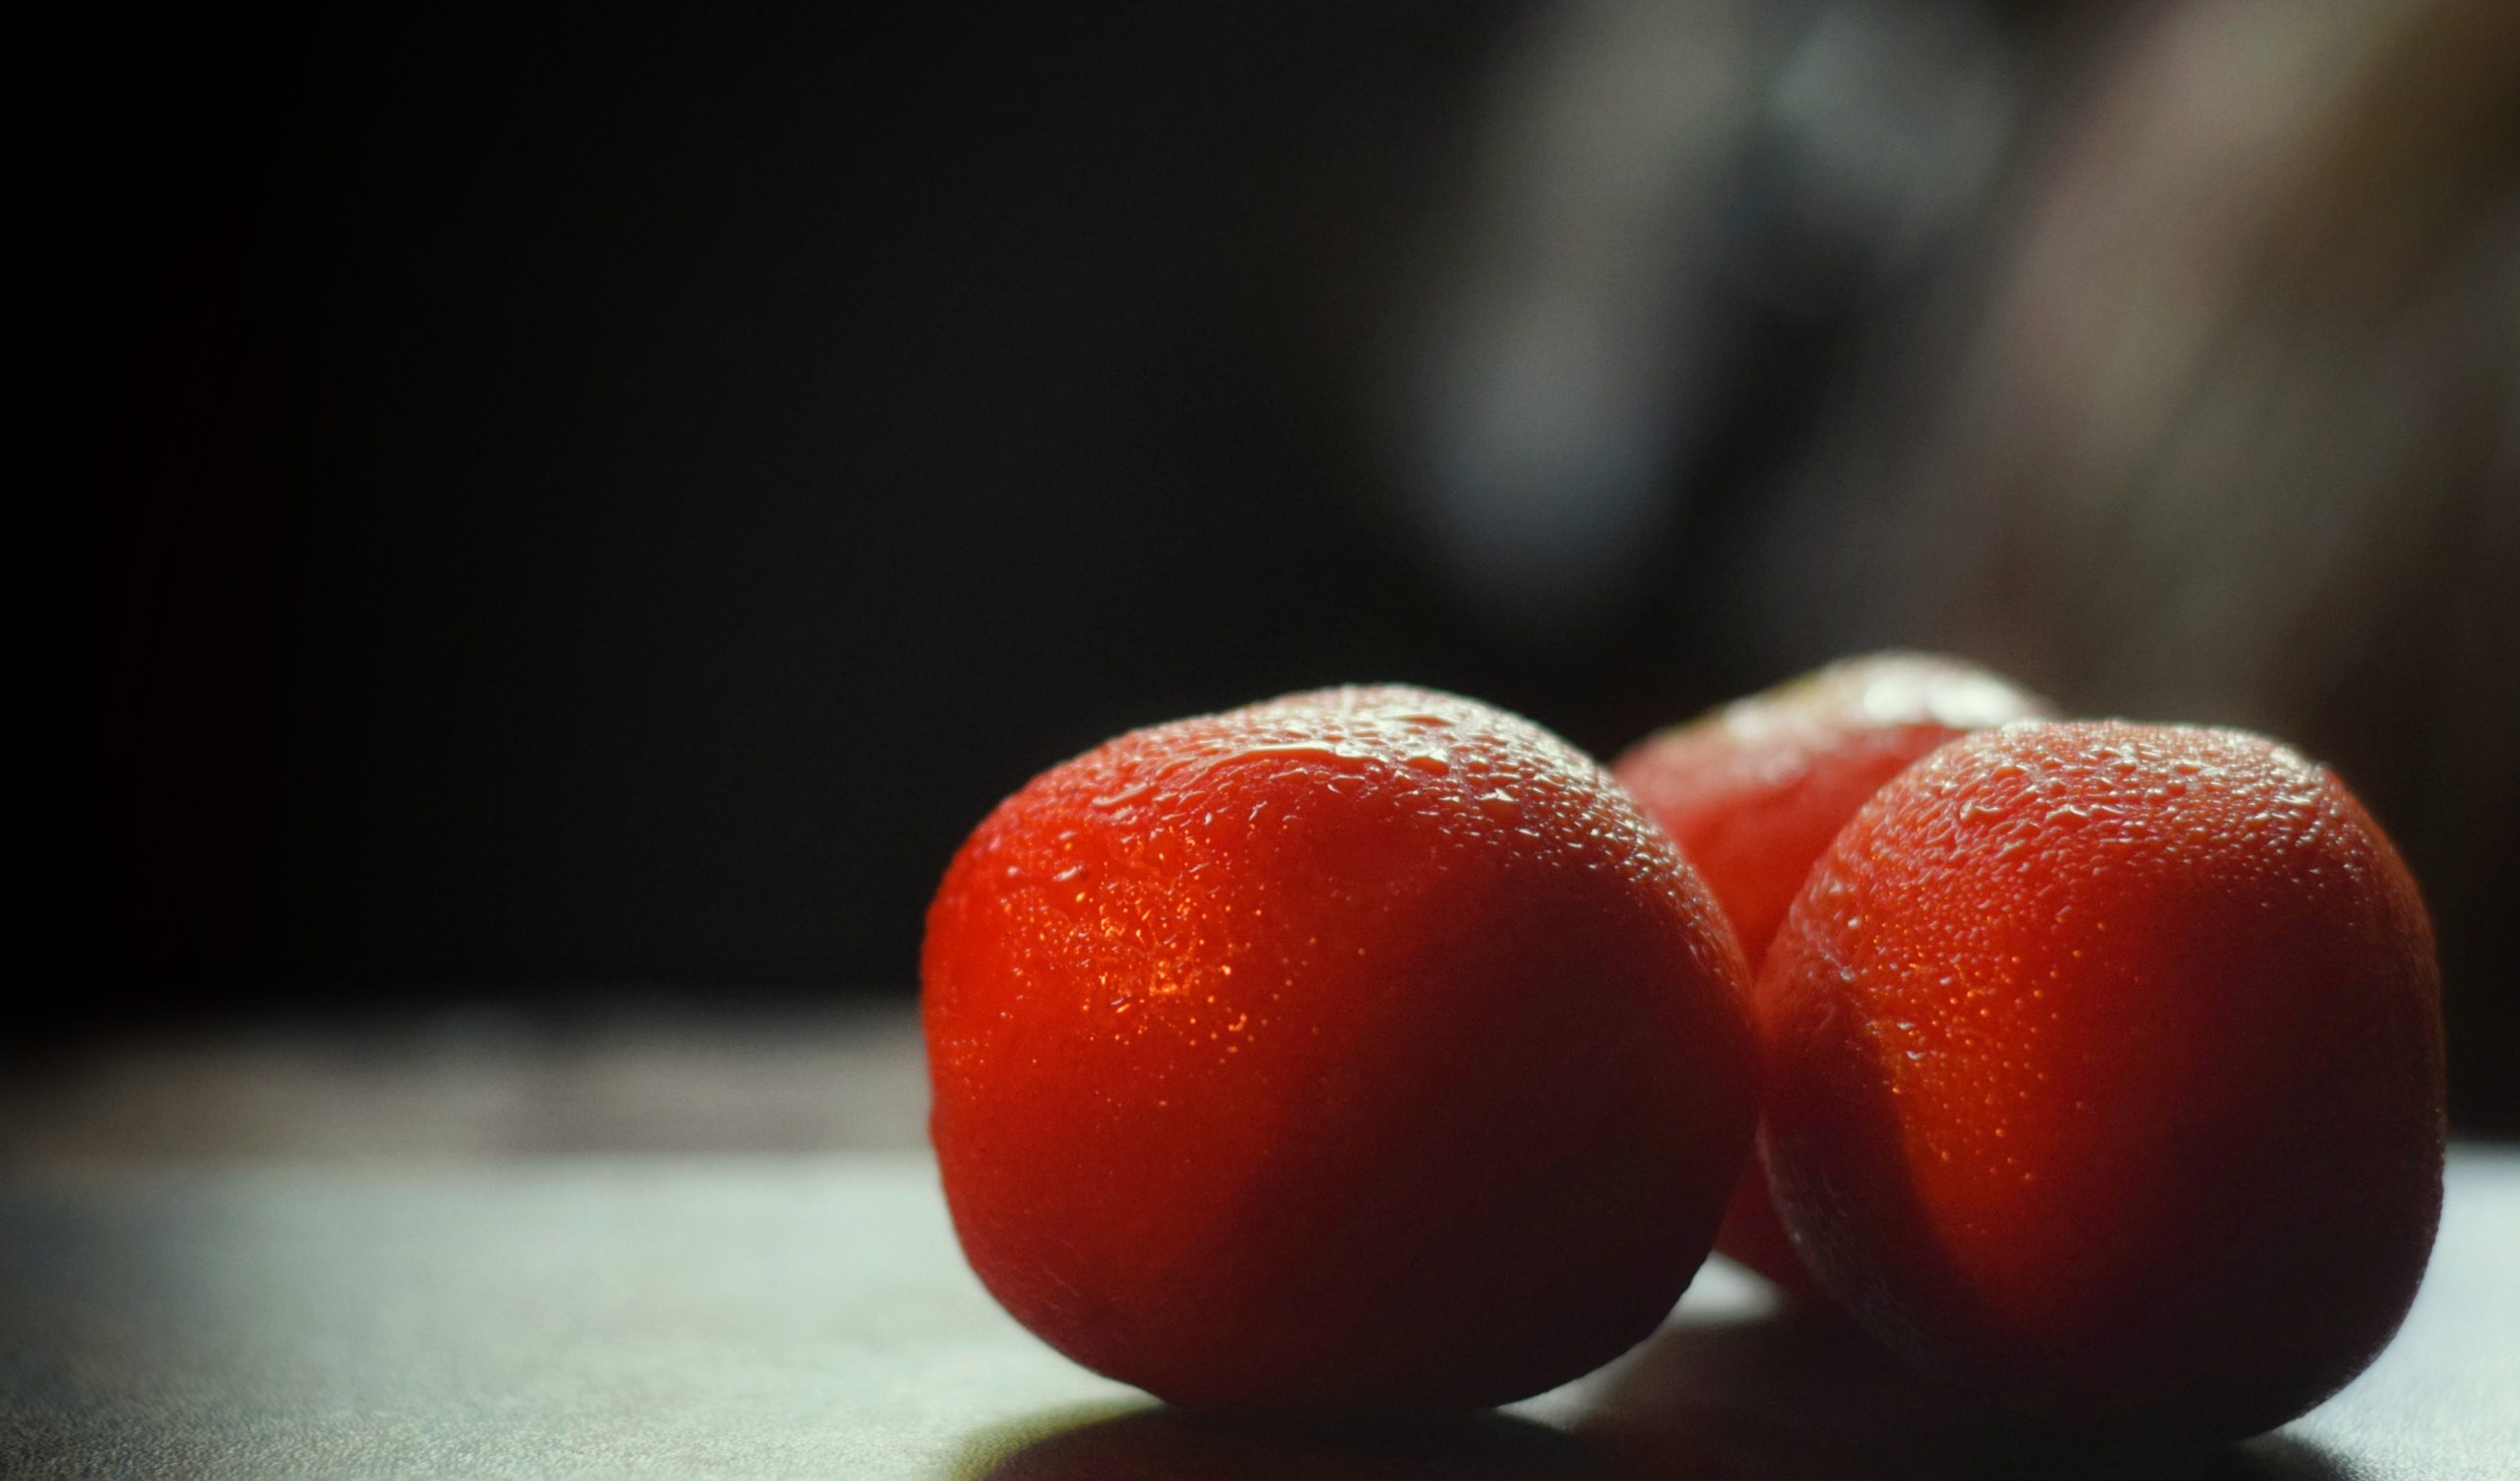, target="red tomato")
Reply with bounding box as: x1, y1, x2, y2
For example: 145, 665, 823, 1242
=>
923, 685, 1758, 1410
1759, 721, 2444, 1436
1613, 653, 2051, 1291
